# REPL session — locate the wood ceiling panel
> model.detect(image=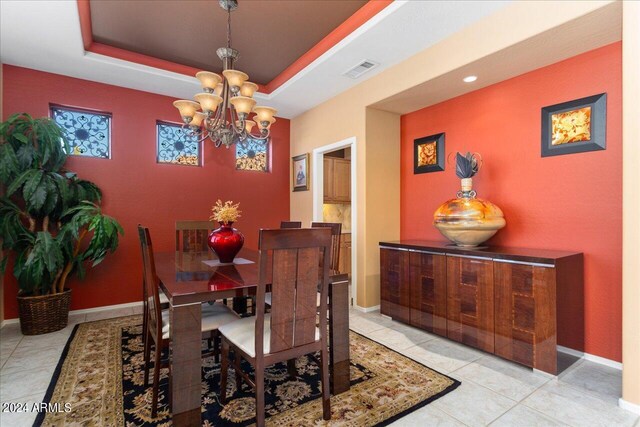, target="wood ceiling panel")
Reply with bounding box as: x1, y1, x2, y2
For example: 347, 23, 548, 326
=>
89, 0, 368, 85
